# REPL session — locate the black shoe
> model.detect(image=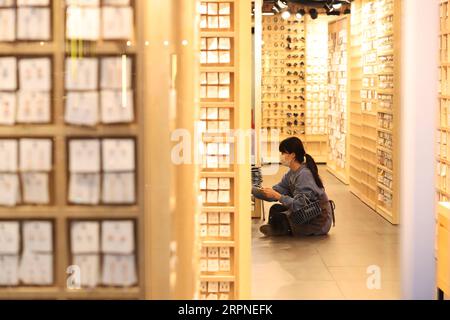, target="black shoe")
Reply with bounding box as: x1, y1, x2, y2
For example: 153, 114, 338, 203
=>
260, 224, 282, 237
